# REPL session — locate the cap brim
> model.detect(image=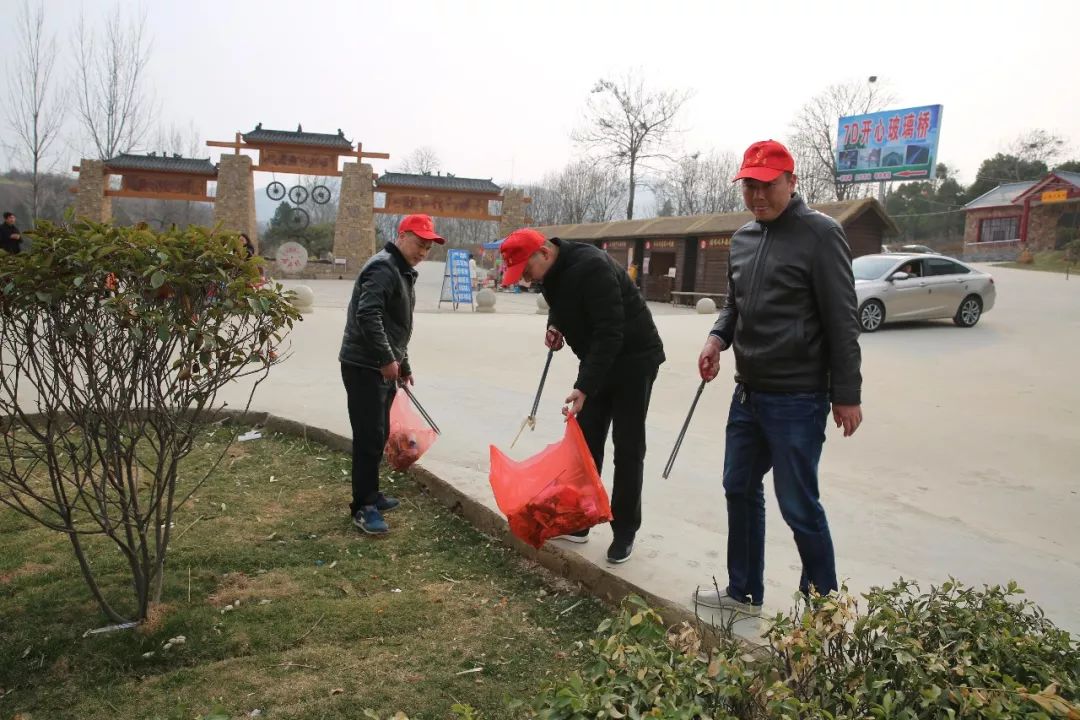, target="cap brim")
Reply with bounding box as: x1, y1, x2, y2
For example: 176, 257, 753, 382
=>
732, 166, 785, 183
500, 262, 526, 287
411, 228, 446, 244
